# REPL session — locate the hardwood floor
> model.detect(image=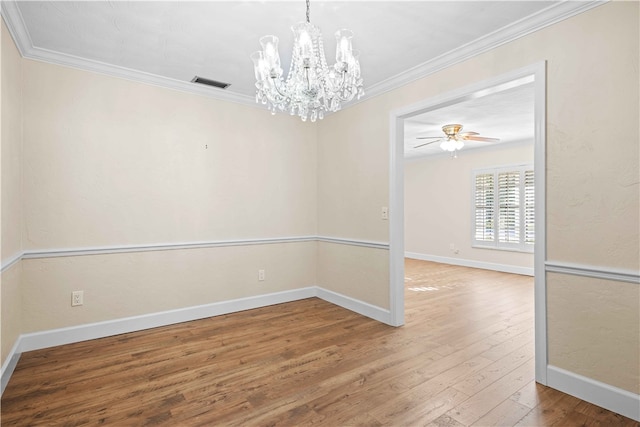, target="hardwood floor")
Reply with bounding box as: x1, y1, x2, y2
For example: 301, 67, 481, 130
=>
2, 259, 638, 426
